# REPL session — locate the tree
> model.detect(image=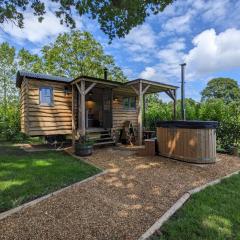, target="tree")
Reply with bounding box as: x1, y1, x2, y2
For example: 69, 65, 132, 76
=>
22, 31, 127, 82
17, 48, 43, 73
145, 94, 175, 130
0, 42, 17, 107
0, 42, 19, 140
199, 99, 240, 152
199, 99, 227, 122
201, 78, 240, 103
0, 0, 174, 40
